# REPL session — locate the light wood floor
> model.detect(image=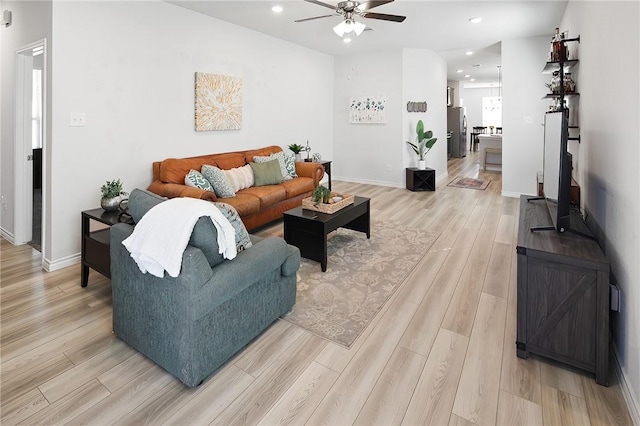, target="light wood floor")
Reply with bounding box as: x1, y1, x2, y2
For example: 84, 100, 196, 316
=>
1, 152, 633, 425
